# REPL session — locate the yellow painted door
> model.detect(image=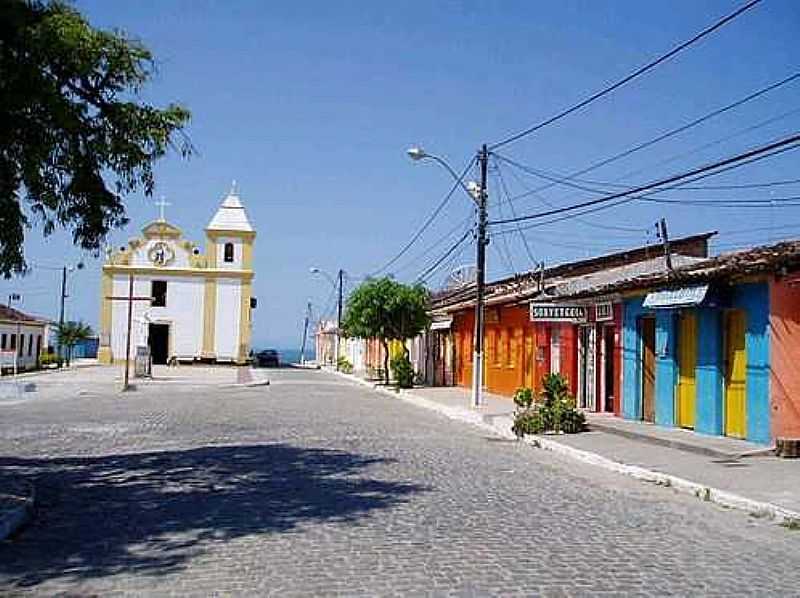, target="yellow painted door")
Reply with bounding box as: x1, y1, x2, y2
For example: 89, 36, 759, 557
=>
725, 310, 747, 438
677, 313, 697, 429
524, 331, 535, 389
